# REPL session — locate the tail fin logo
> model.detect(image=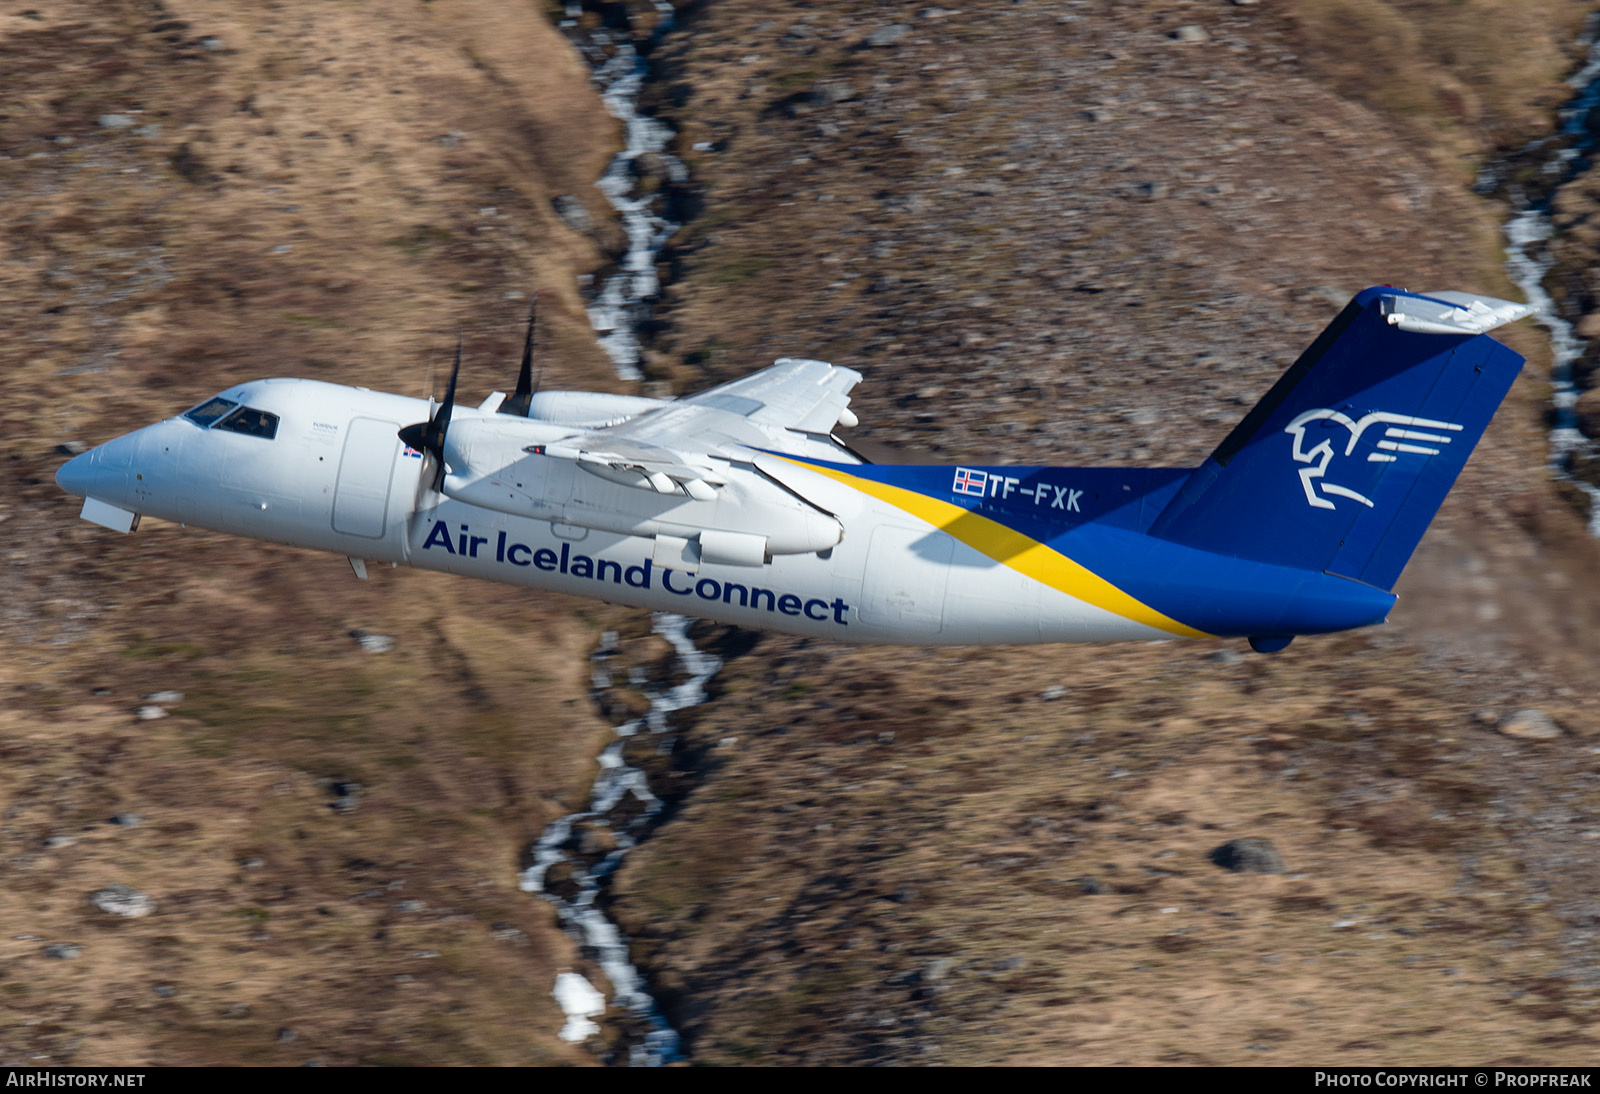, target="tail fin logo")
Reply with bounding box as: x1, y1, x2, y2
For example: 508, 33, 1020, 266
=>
1284, 410, 1464, 510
